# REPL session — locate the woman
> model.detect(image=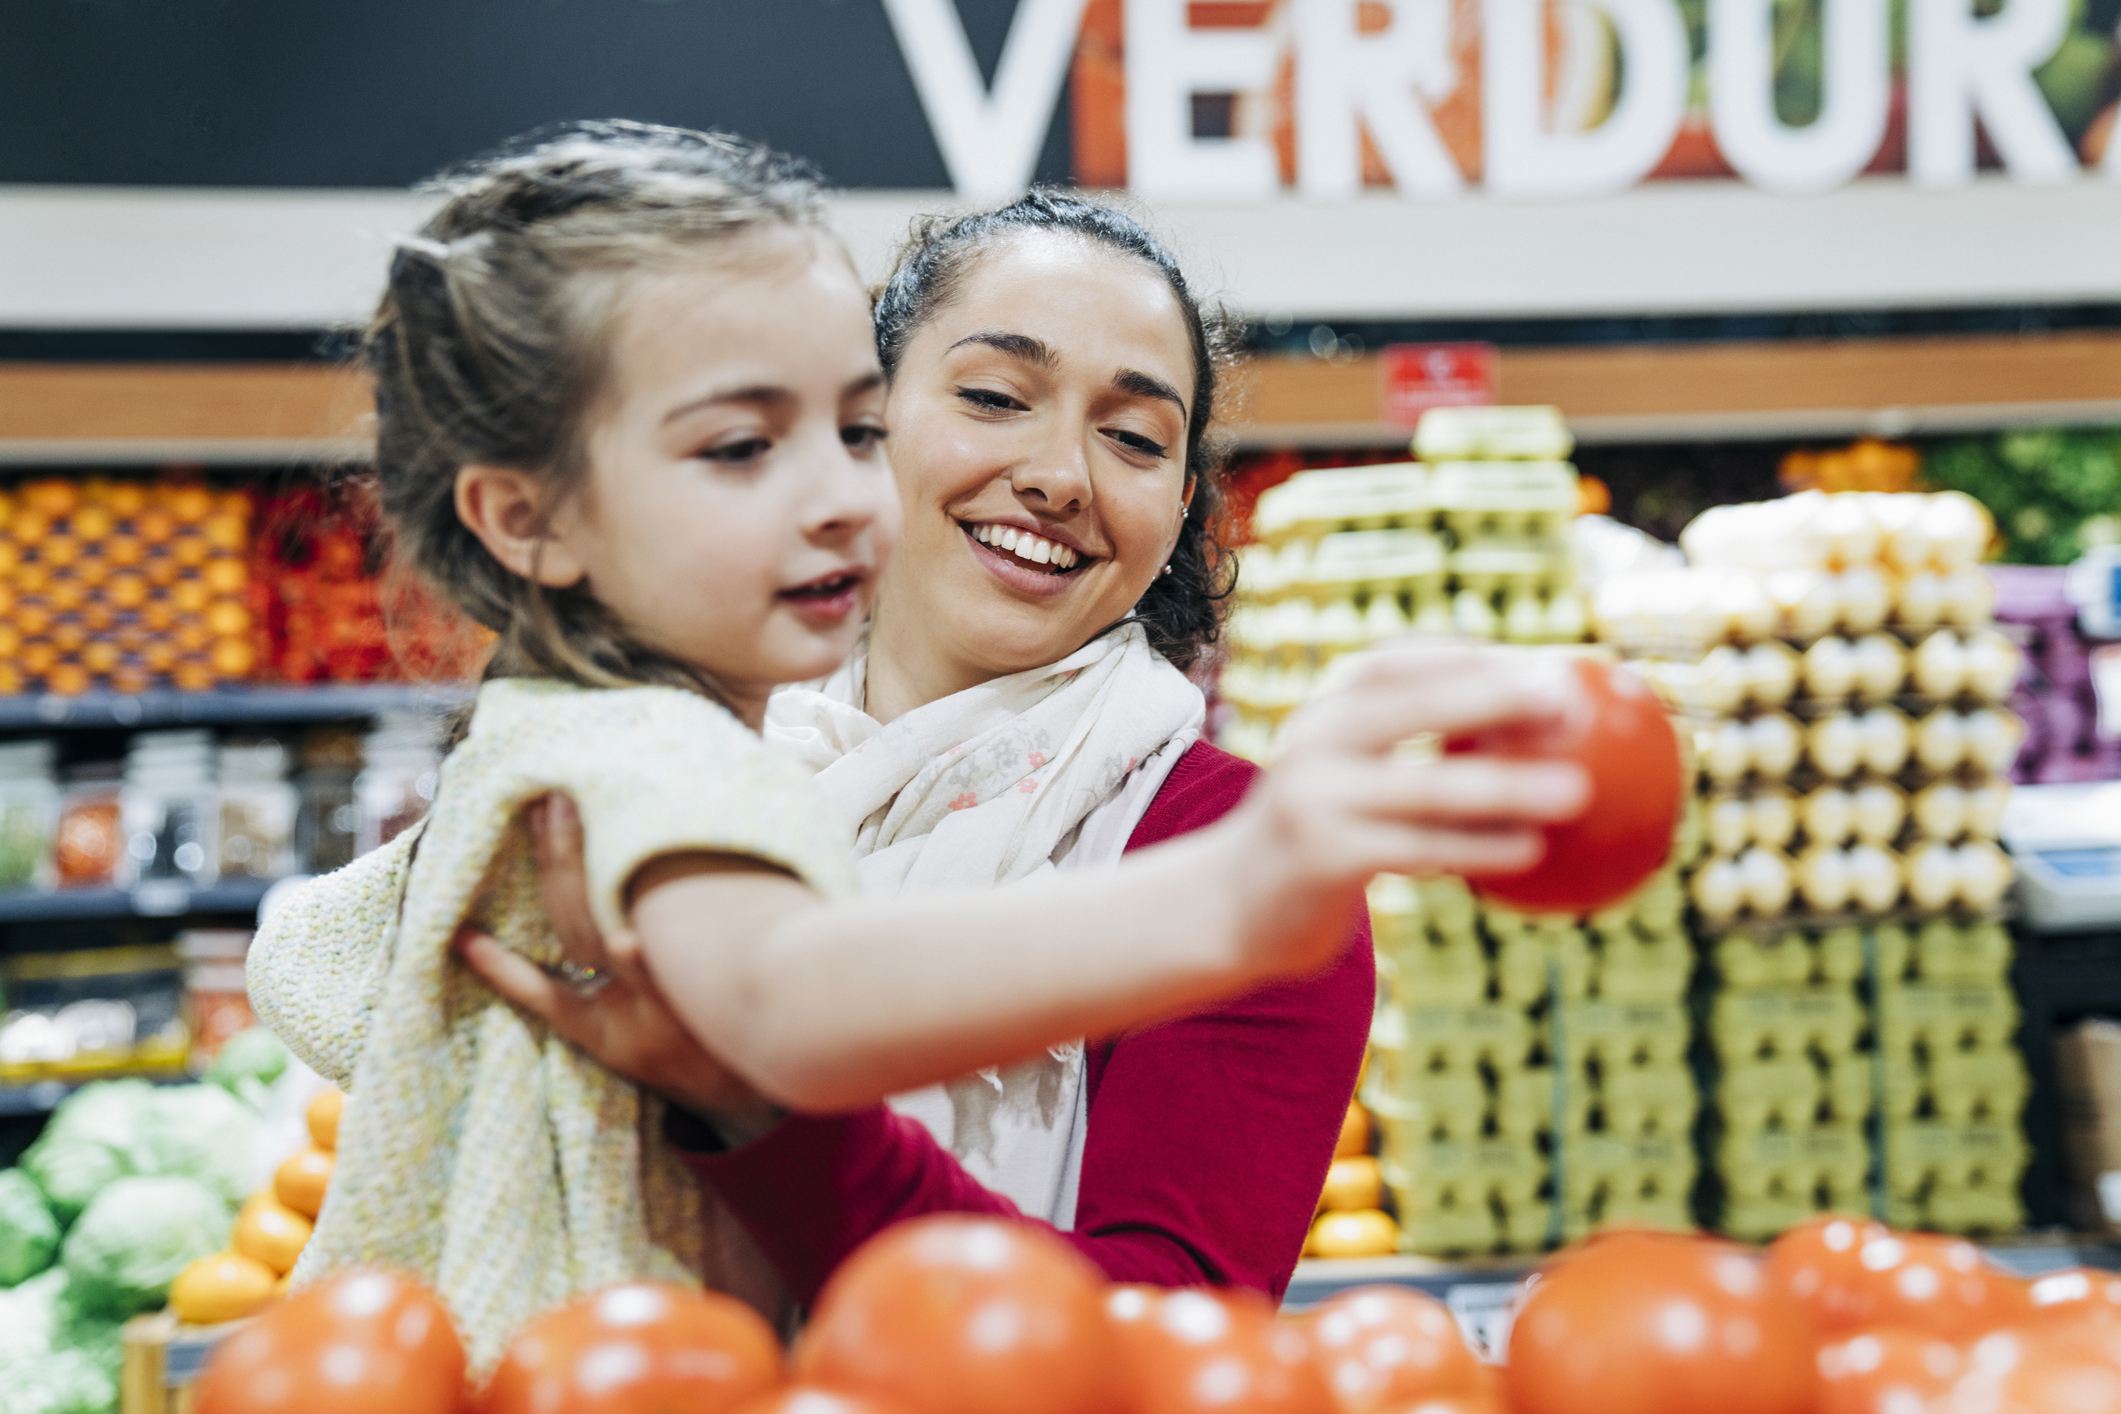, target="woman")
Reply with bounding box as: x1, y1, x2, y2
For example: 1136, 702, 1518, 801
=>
452, 191, 1577, 1303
